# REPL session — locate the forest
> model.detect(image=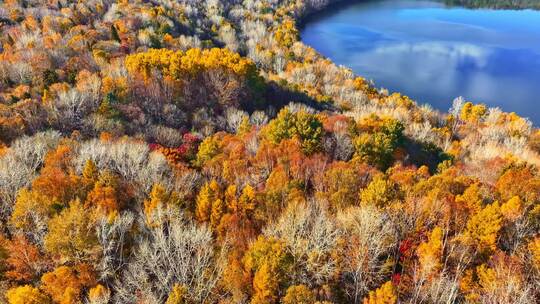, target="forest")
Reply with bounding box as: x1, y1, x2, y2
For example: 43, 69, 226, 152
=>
0, 0, 539, 303
445, 0, 540, 9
